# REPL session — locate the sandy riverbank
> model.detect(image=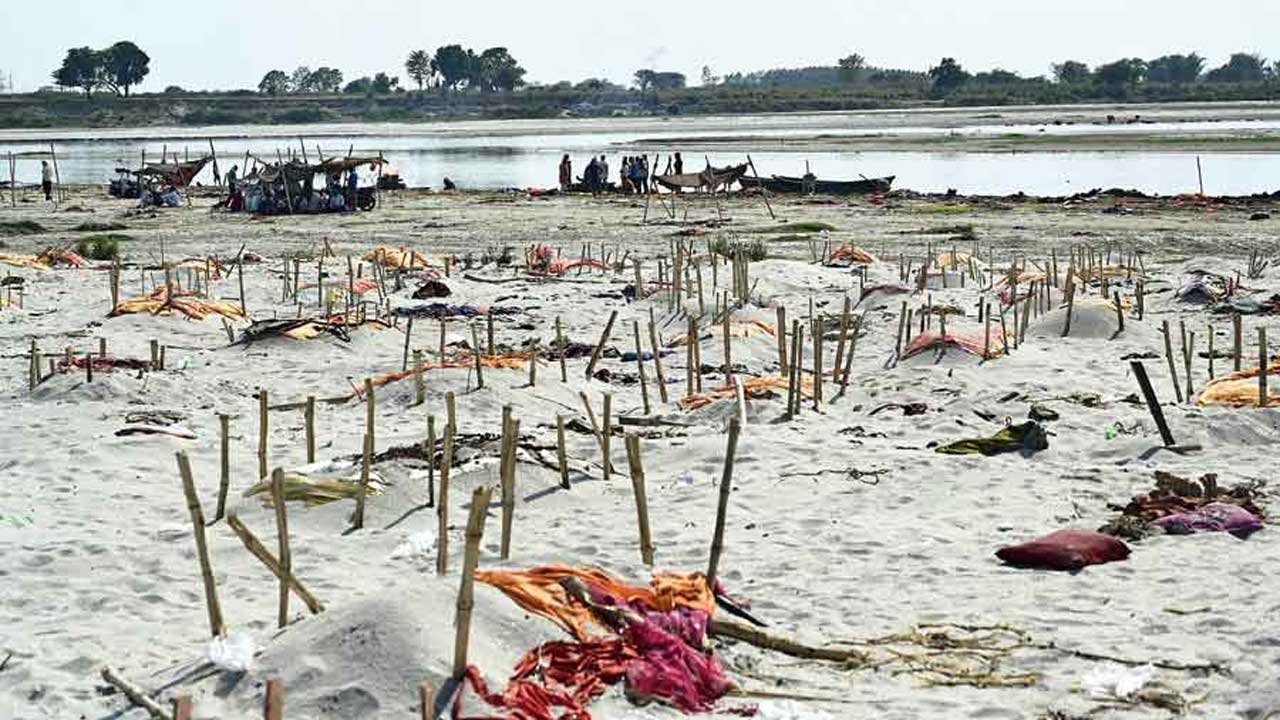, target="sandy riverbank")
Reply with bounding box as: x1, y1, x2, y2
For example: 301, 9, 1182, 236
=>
2, 186, 1279, 719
